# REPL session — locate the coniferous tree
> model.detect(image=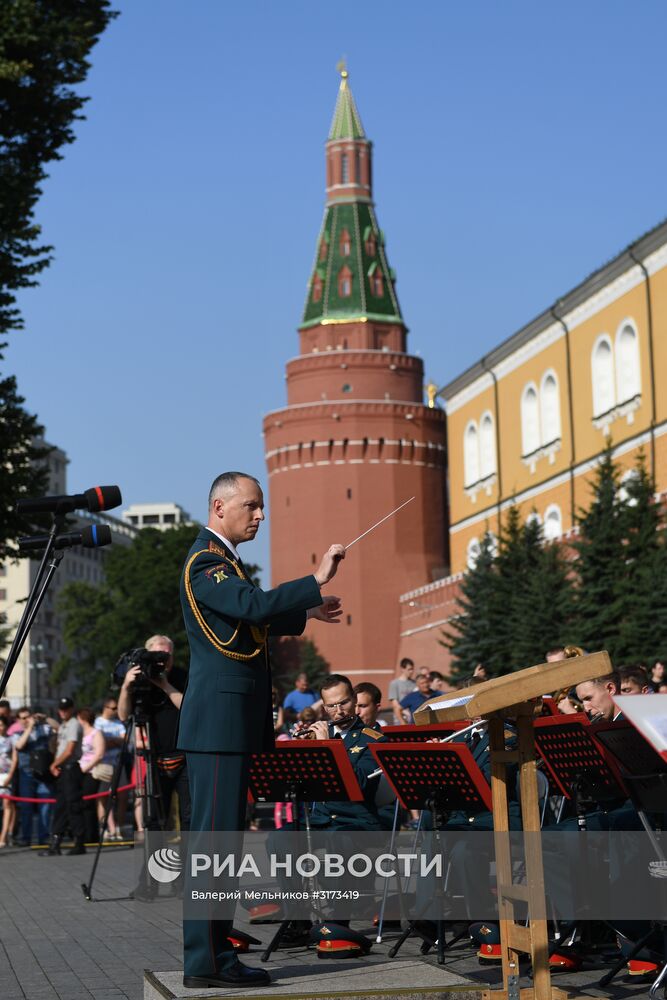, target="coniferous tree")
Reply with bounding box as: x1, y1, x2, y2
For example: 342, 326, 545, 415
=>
570, 447, 627, 658
616, 456, 667, 664
508, 517, 575, 670
445, 532, 503, 679
446, 507, 576, 679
